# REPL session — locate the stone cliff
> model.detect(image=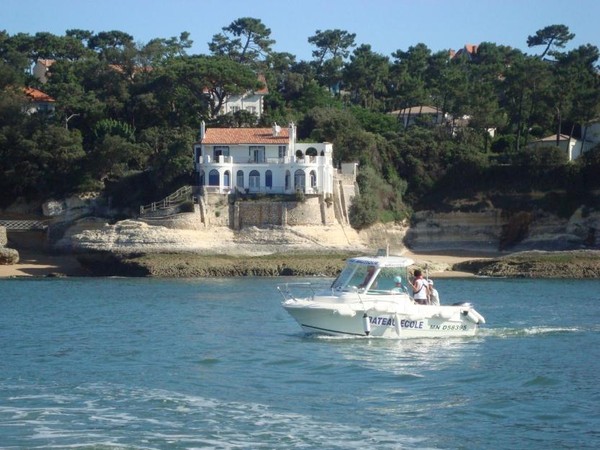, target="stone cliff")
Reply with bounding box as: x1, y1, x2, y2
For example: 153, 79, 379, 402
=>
5, 192, 599, 260
405, 207, 600, 252
52, 216, 375, 256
